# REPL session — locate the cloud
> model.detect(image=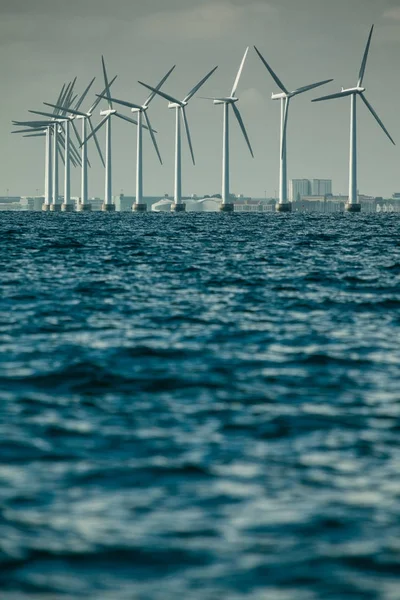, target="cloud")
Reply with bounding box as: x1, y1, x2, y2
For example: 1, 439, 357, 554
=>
135, 1, 277, 40
383, 7, 400, 20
